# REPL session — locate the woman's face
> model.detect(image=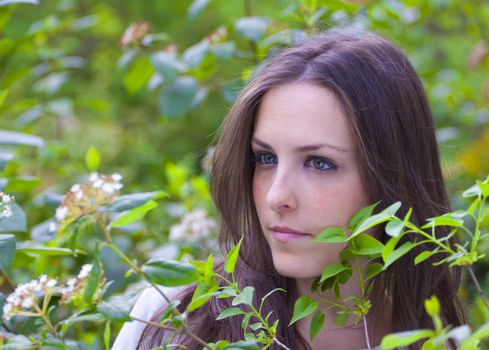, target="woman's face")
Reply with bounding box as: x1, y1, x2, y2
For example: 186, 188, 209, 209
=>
252, 82, 369, 281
